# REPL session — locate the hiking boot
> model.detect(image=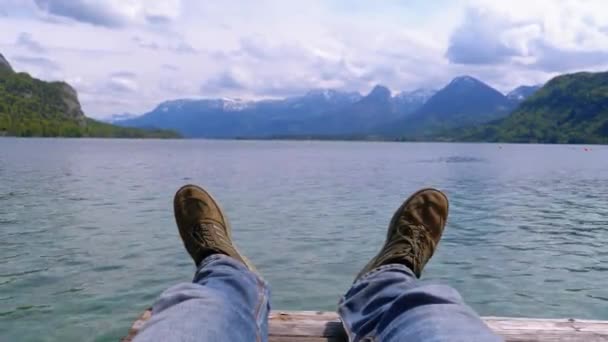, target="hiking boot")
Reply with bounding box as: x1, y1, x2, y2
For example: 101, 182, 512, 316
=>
356, 188, 449, 280
173, 184, 254, 270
